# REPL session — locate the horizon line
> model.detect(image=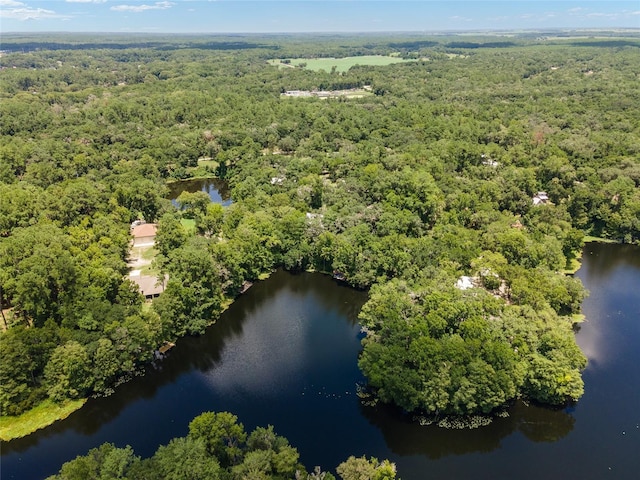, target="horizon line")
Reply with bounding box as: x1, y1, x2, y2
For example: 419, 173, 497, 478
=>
3, 27, 640, 35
